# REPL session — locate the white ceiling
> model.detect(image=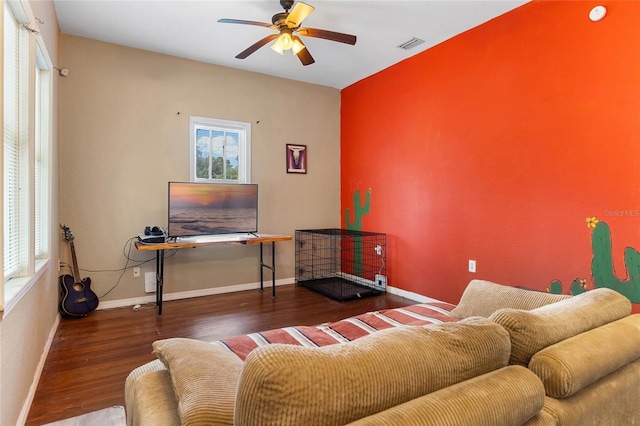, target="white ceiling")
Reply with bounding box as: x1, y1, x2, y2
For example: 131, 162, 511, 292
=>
52, 0, 528, 89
